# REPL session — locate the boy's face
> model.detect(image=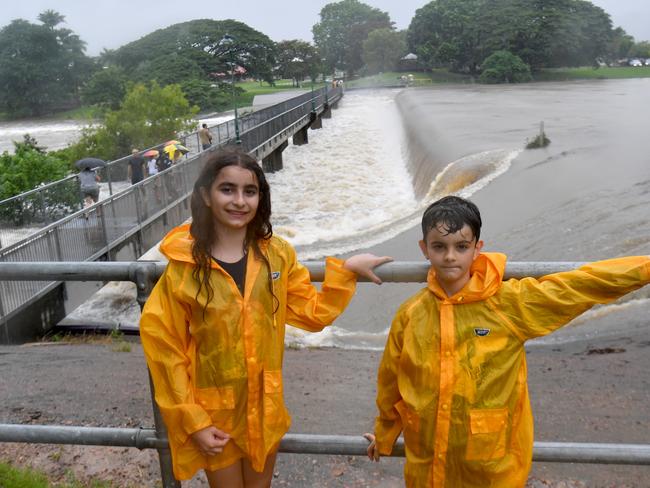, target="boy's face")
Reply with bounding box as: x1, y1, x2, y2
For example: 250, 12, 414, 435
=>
419, 223, 483, 296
